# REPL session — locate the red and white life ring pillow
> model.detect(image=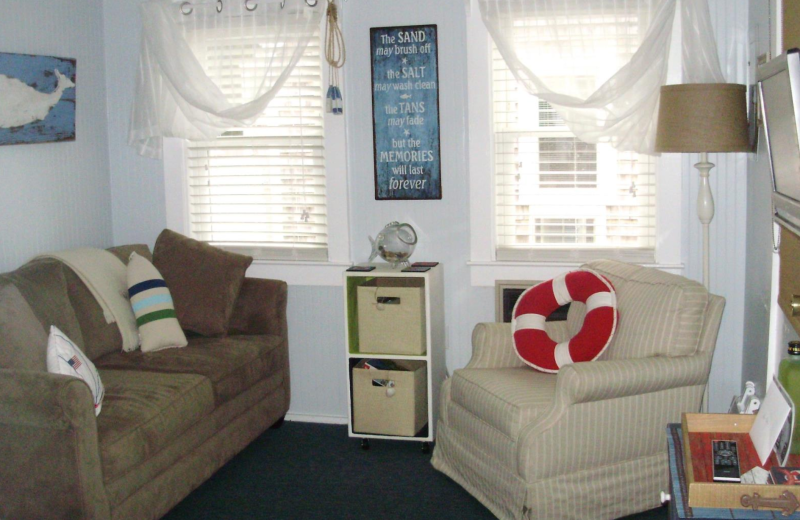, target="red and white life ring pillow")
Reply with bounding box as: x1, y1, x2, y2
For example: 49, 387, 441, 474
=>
511, 269, 618, 373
